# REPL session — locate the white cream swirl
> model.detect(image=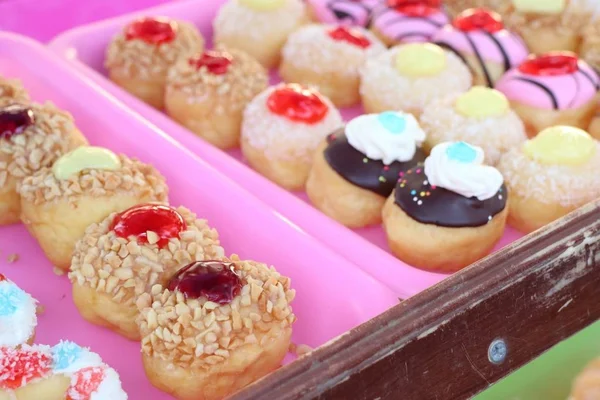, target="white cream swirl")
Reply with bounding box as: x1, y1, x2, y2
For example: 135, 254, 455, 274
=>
346, 111, 426, 165
424, 142, 504, 200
